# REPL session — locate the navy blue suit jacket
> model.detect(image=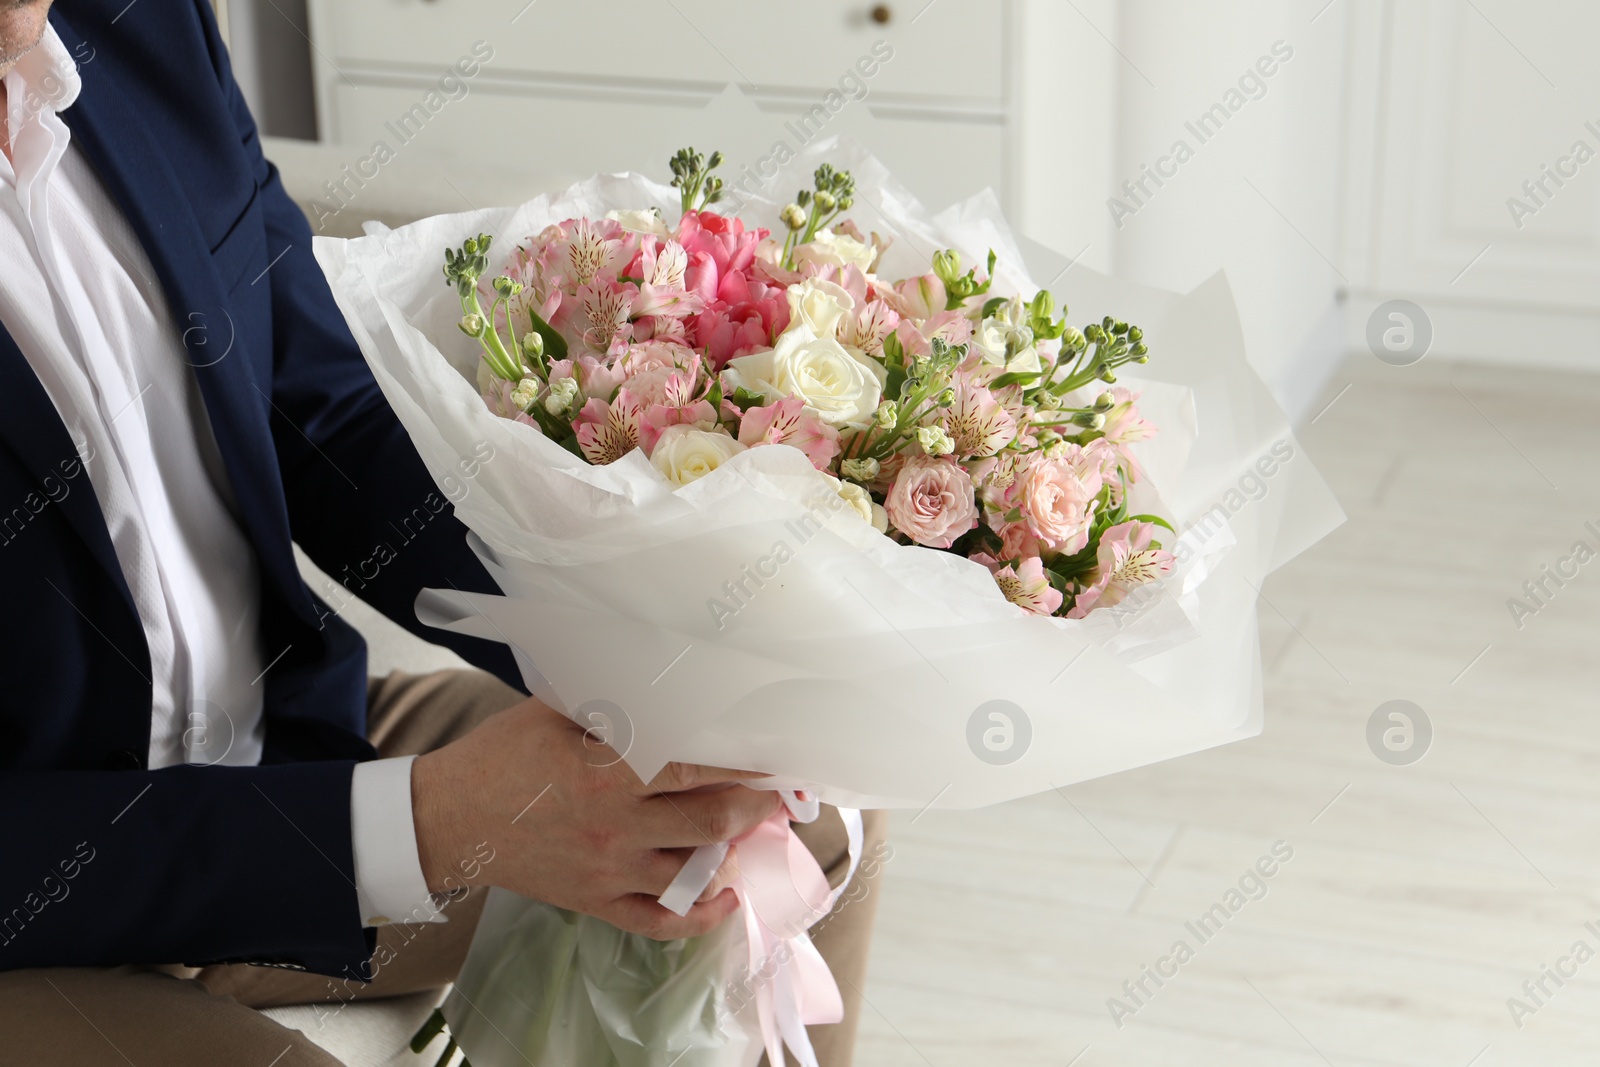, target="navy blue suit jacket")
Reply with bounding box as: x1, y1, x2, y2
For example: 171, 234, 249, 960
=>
0, 0, 519, 978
